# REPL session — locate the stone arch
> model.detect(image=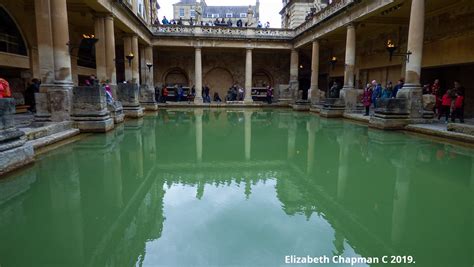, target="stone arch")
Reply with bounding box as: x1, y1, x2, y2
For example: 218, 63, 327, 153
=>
163, 67, 189, 87
252, 69, 274, 87
0, 6, 28, 56
204, 67, 234, 98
